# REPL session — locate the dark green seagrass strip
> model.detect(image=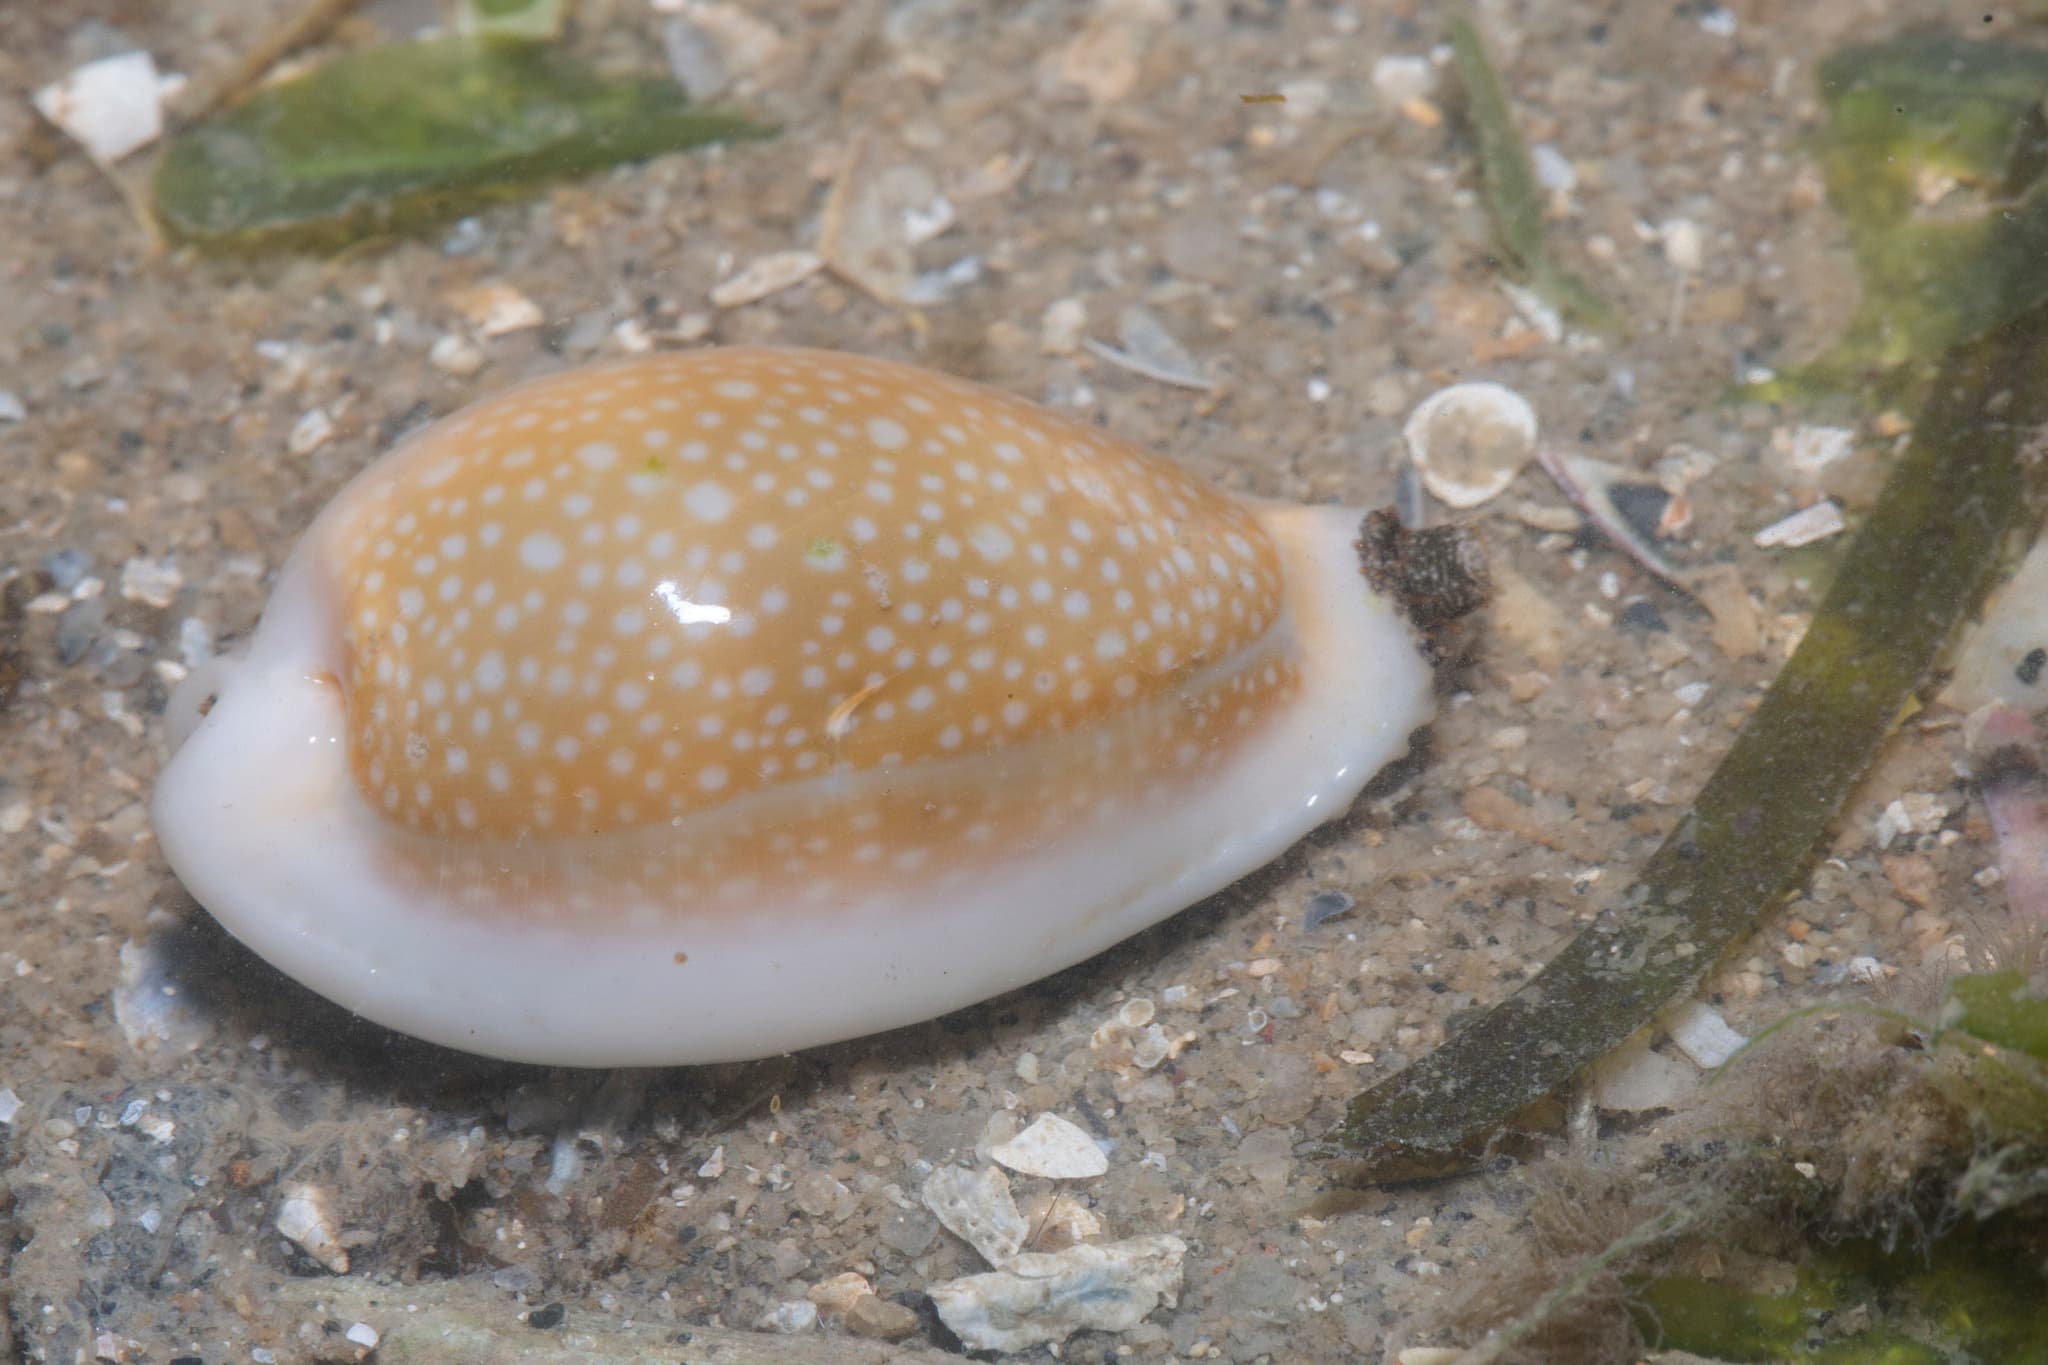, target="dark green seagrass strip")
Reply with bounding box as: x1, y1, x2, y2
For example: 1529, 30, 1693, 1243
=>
1326, 310, 2048, 1176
